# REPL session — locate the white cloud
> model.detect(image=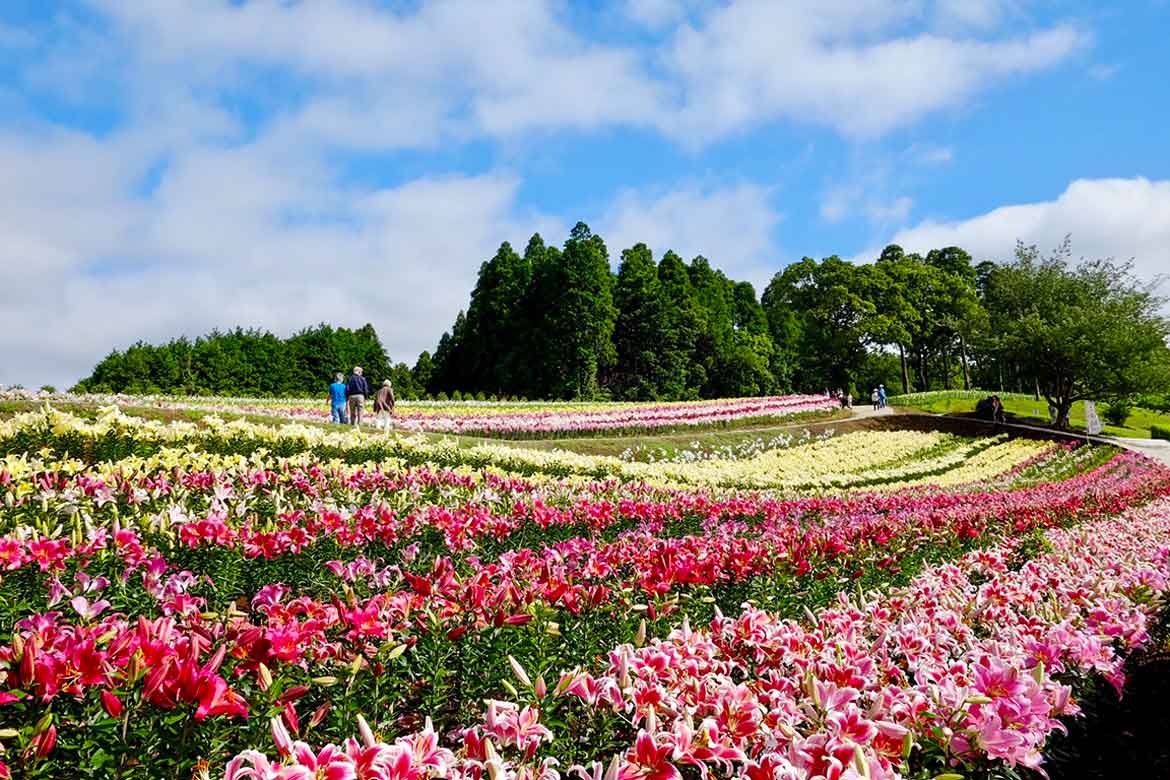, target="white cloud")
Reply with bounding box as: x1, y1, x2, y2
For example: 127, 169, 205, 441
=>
81, 0, 666, 145
820, 185, 913, 225
820, 187, 857, 224
599, 183, 781, 289
660, 1, 1088, 141
57, 0, 1085, 147
904, 143, 955, 165
878, 177, 1170, 292
1088, 62, 1120, 81
0, 117, 563, 387
865, 196, 915, 224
